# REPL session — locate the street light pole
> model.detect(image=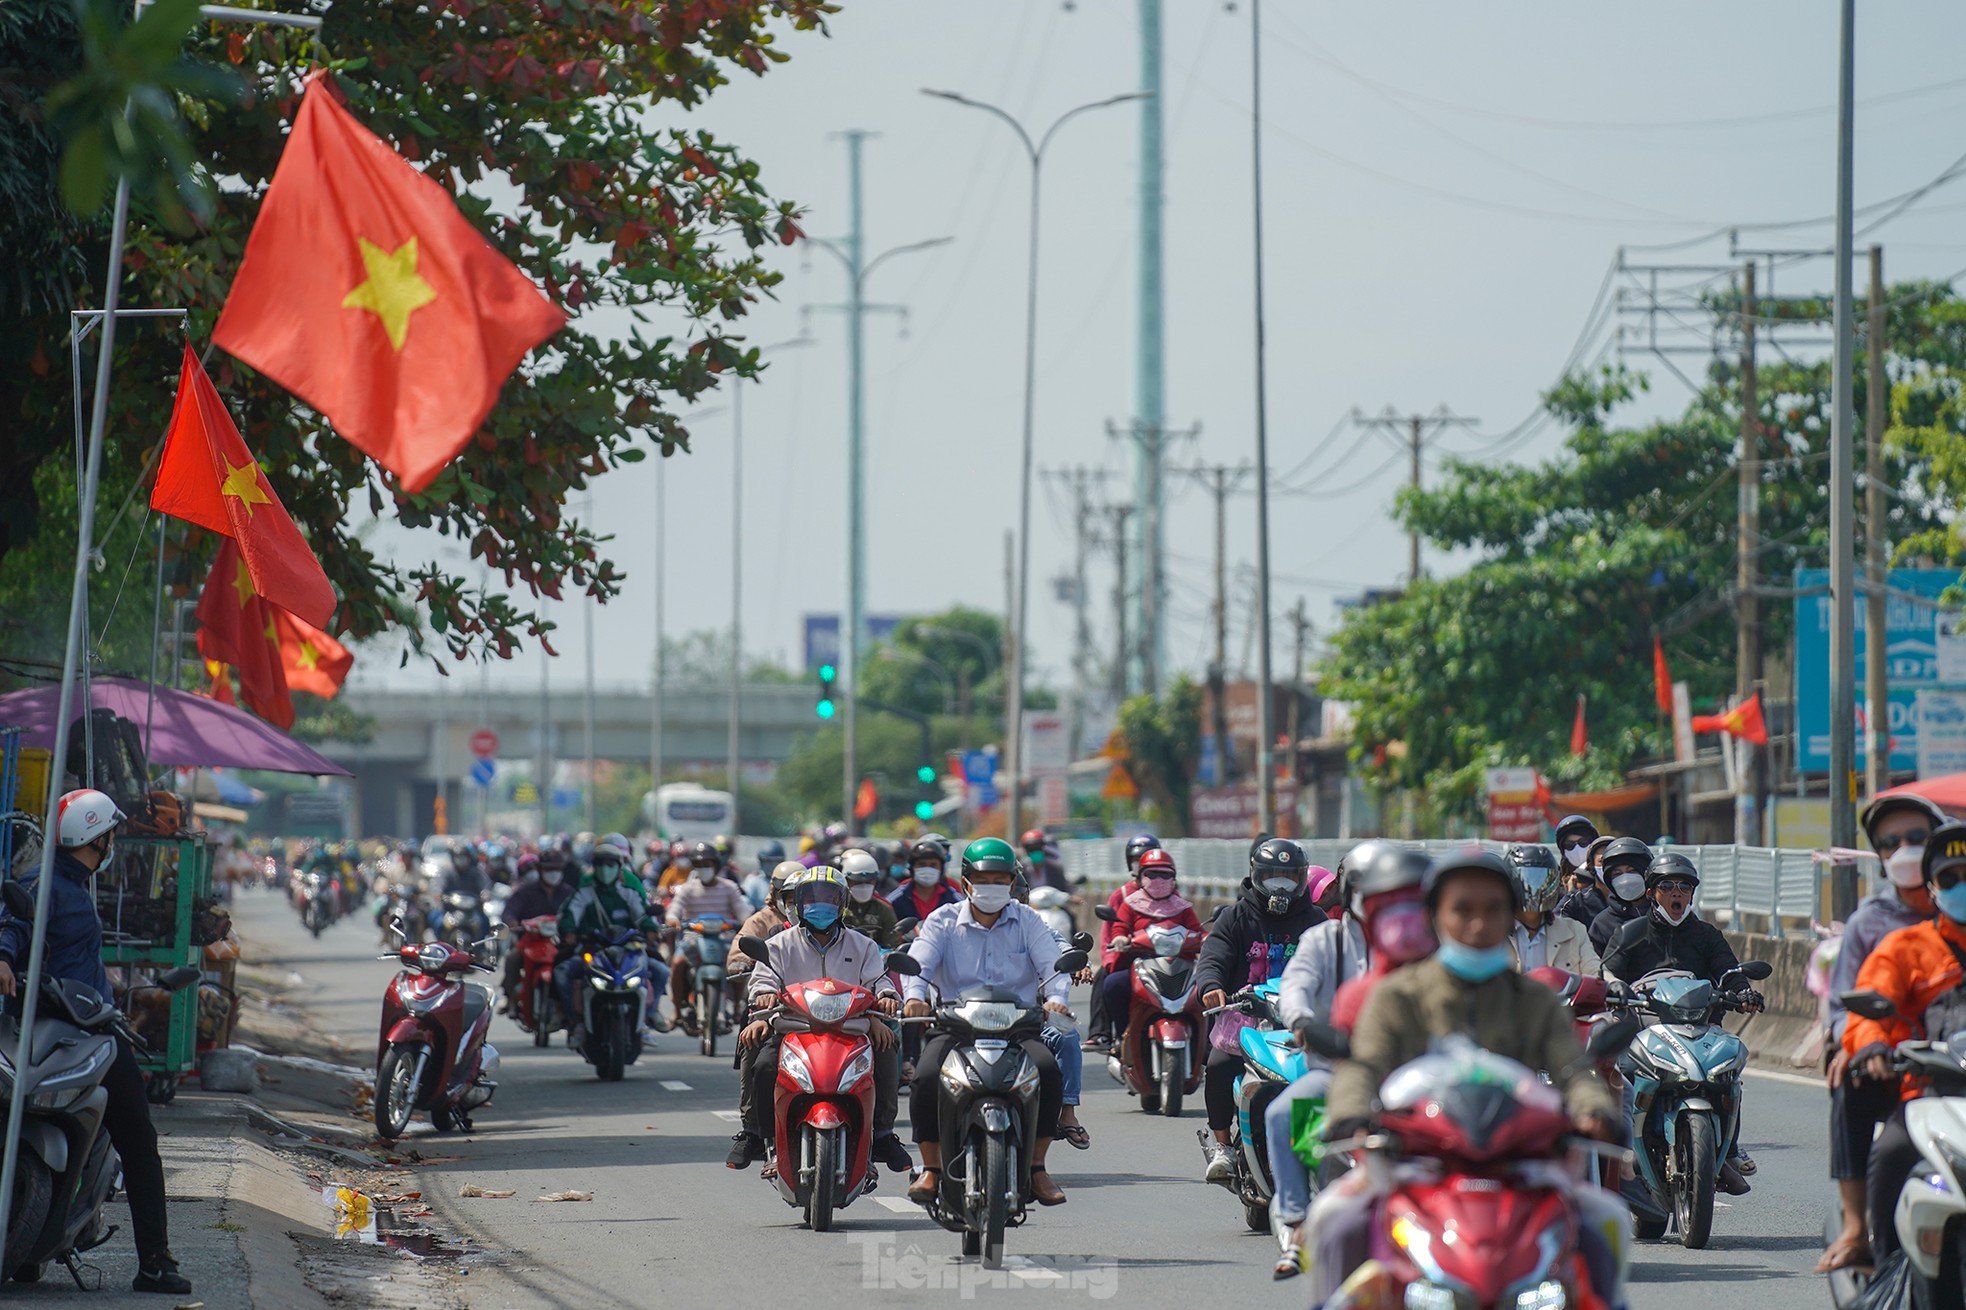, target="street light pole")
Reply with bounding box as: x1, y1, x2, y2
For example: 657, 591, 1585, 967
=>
1828, 0, 1859, 849
922, 87, 1149, 841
